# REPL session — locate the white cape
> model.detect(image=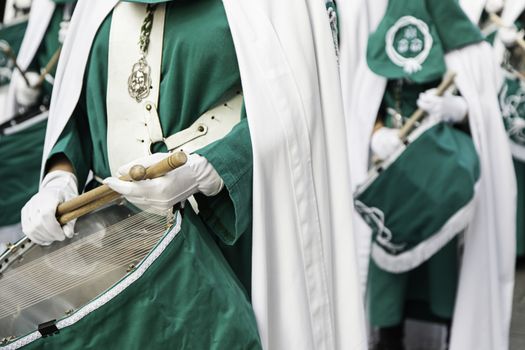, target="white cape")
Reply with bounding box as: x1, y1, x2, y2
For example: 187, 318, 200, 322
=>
344, 3, 517, 350
42, 0, 367, 349
2, 0, 55, 124
459, 0, 487, 24
459, 0, 508, 23
337, 0, 386, 293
